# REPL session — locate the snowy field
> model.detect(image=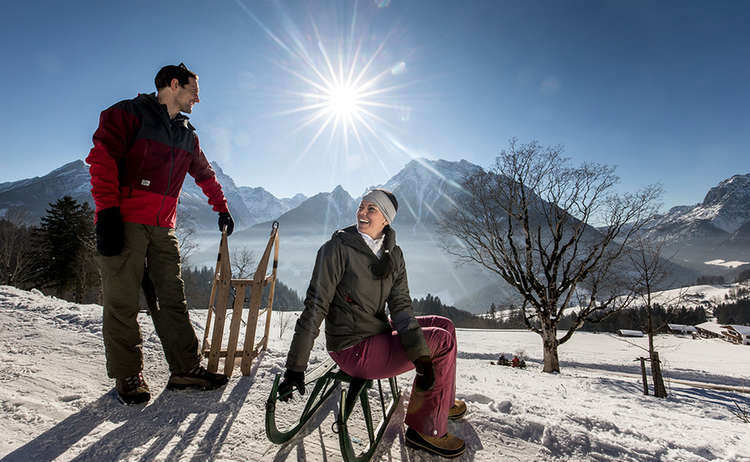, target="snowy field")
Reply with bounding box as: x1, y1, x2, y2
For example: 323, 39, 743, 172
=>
0, 285, 749, 462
